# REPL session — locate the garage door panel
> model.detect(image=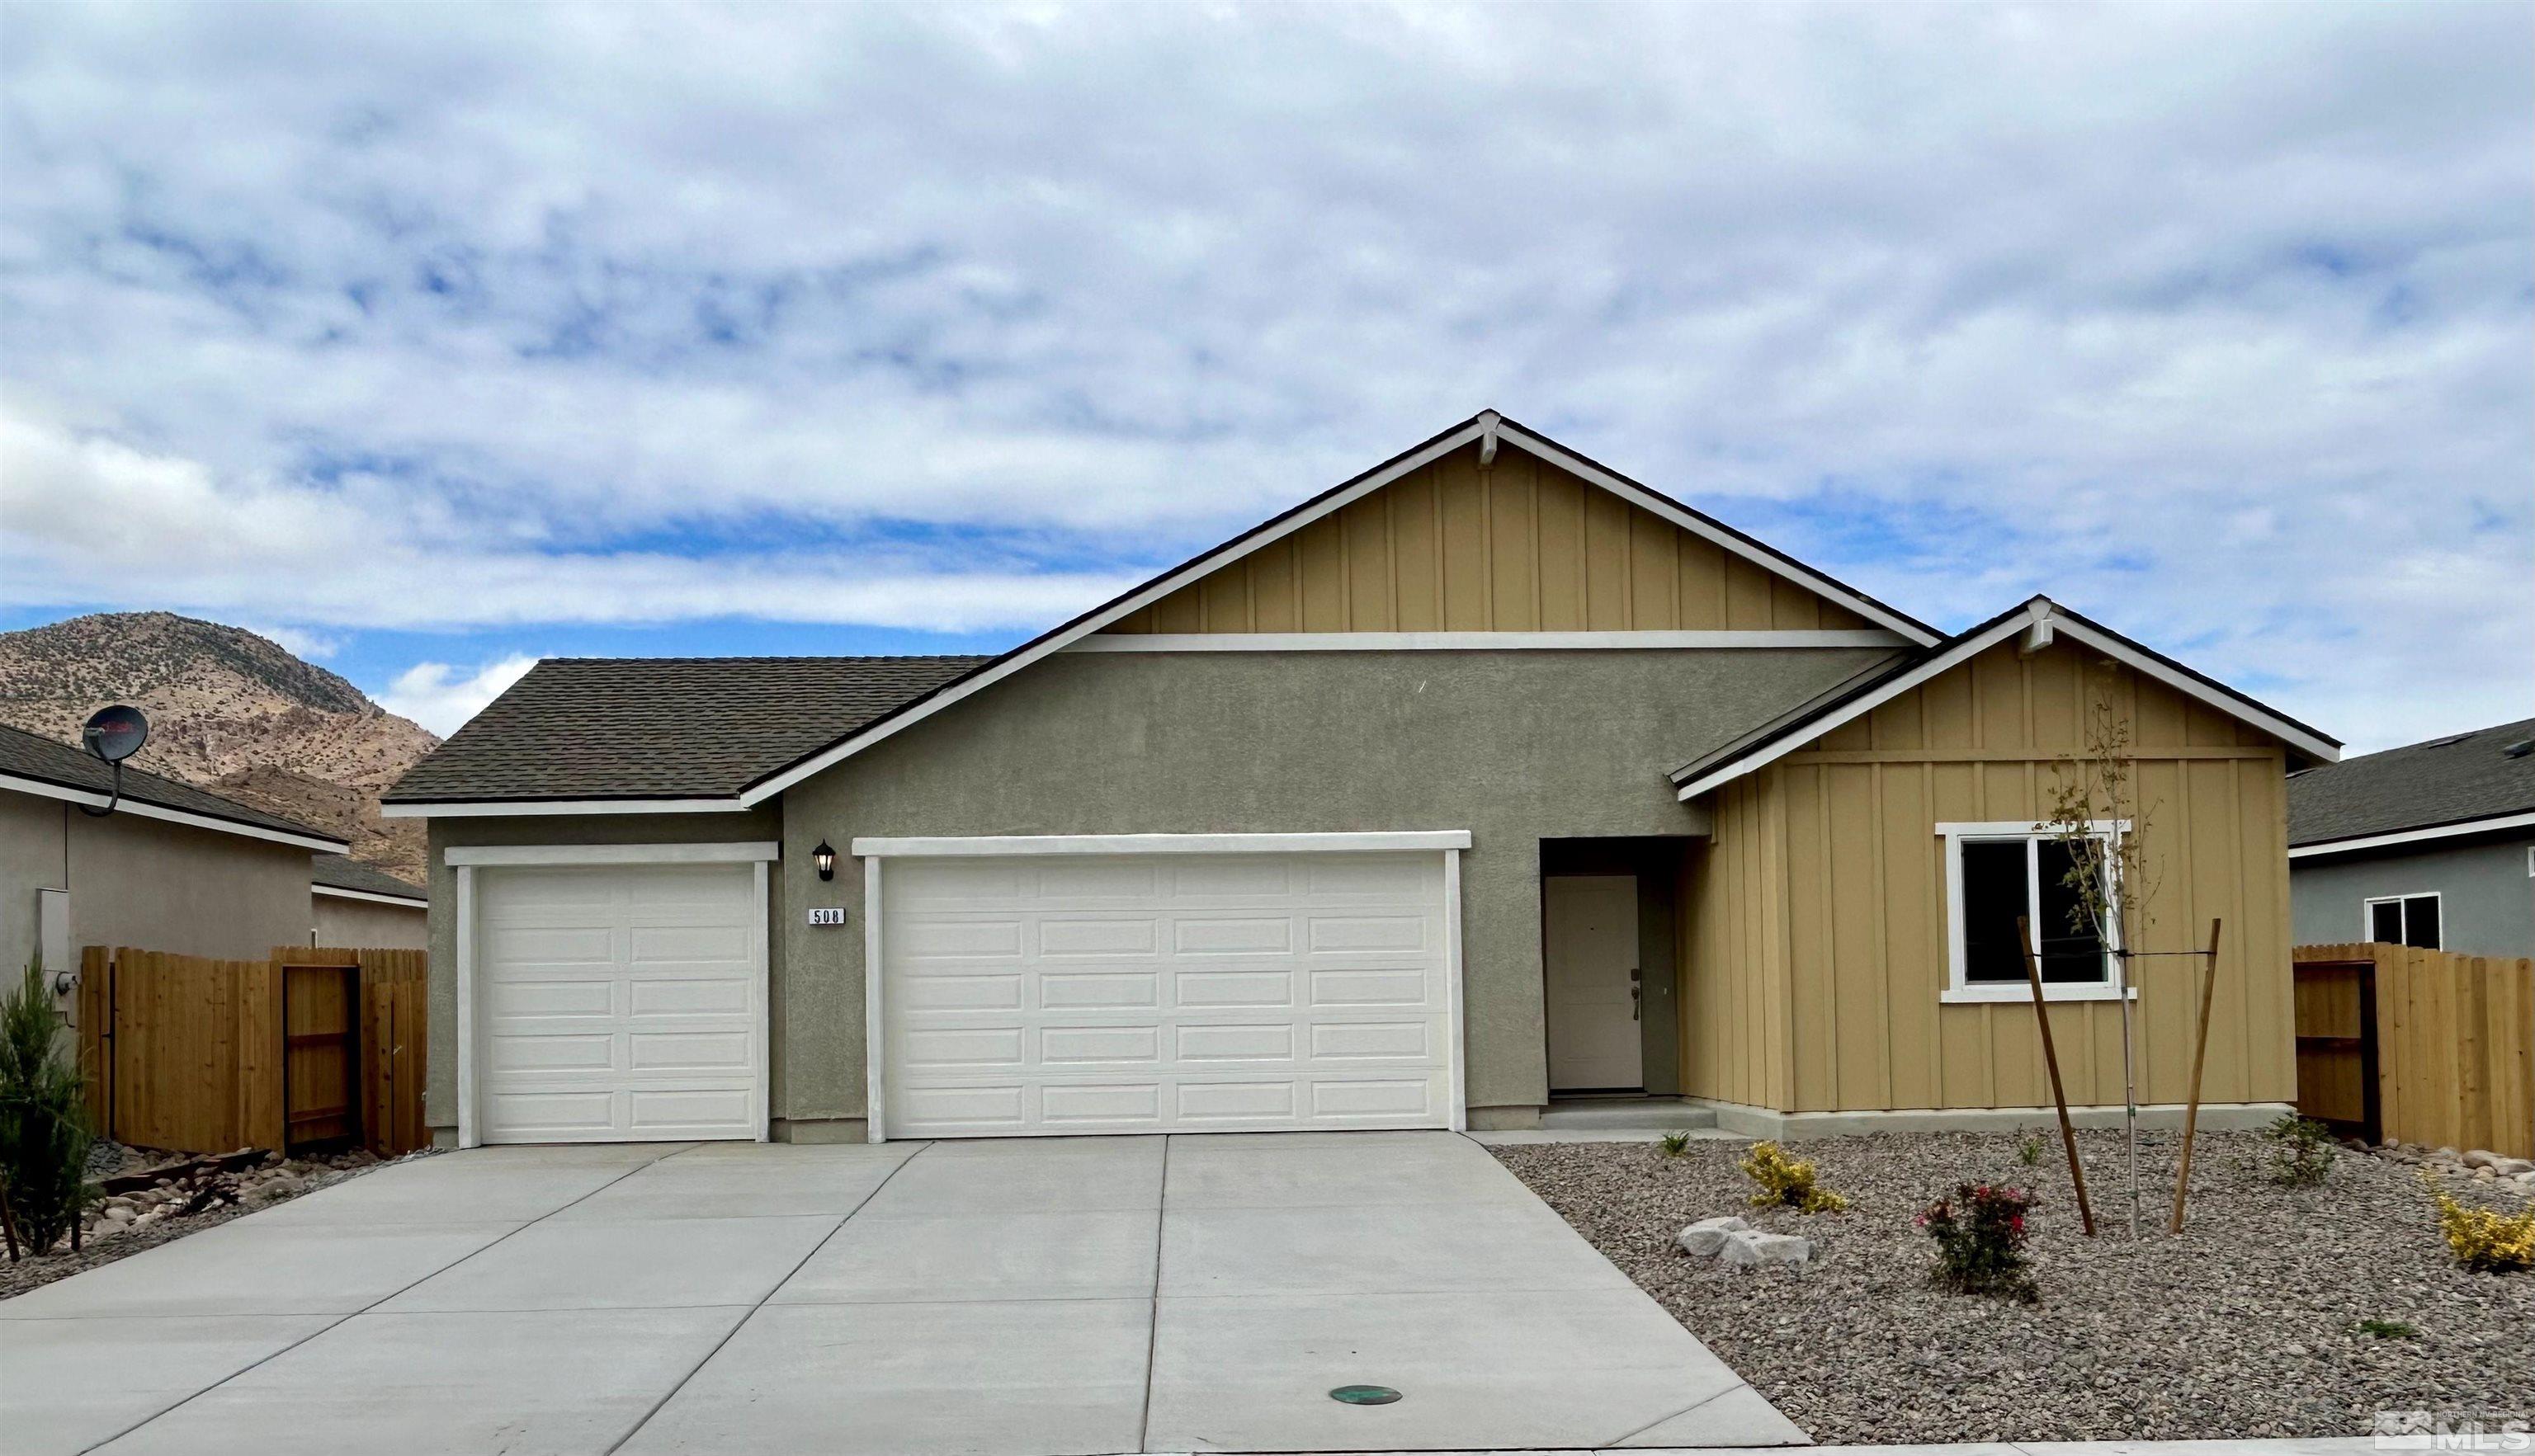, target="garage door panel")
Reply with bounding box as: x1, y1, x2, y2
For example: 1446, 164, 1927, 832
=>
476, 860, 761, 1144
882, 849, 1454, 1138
